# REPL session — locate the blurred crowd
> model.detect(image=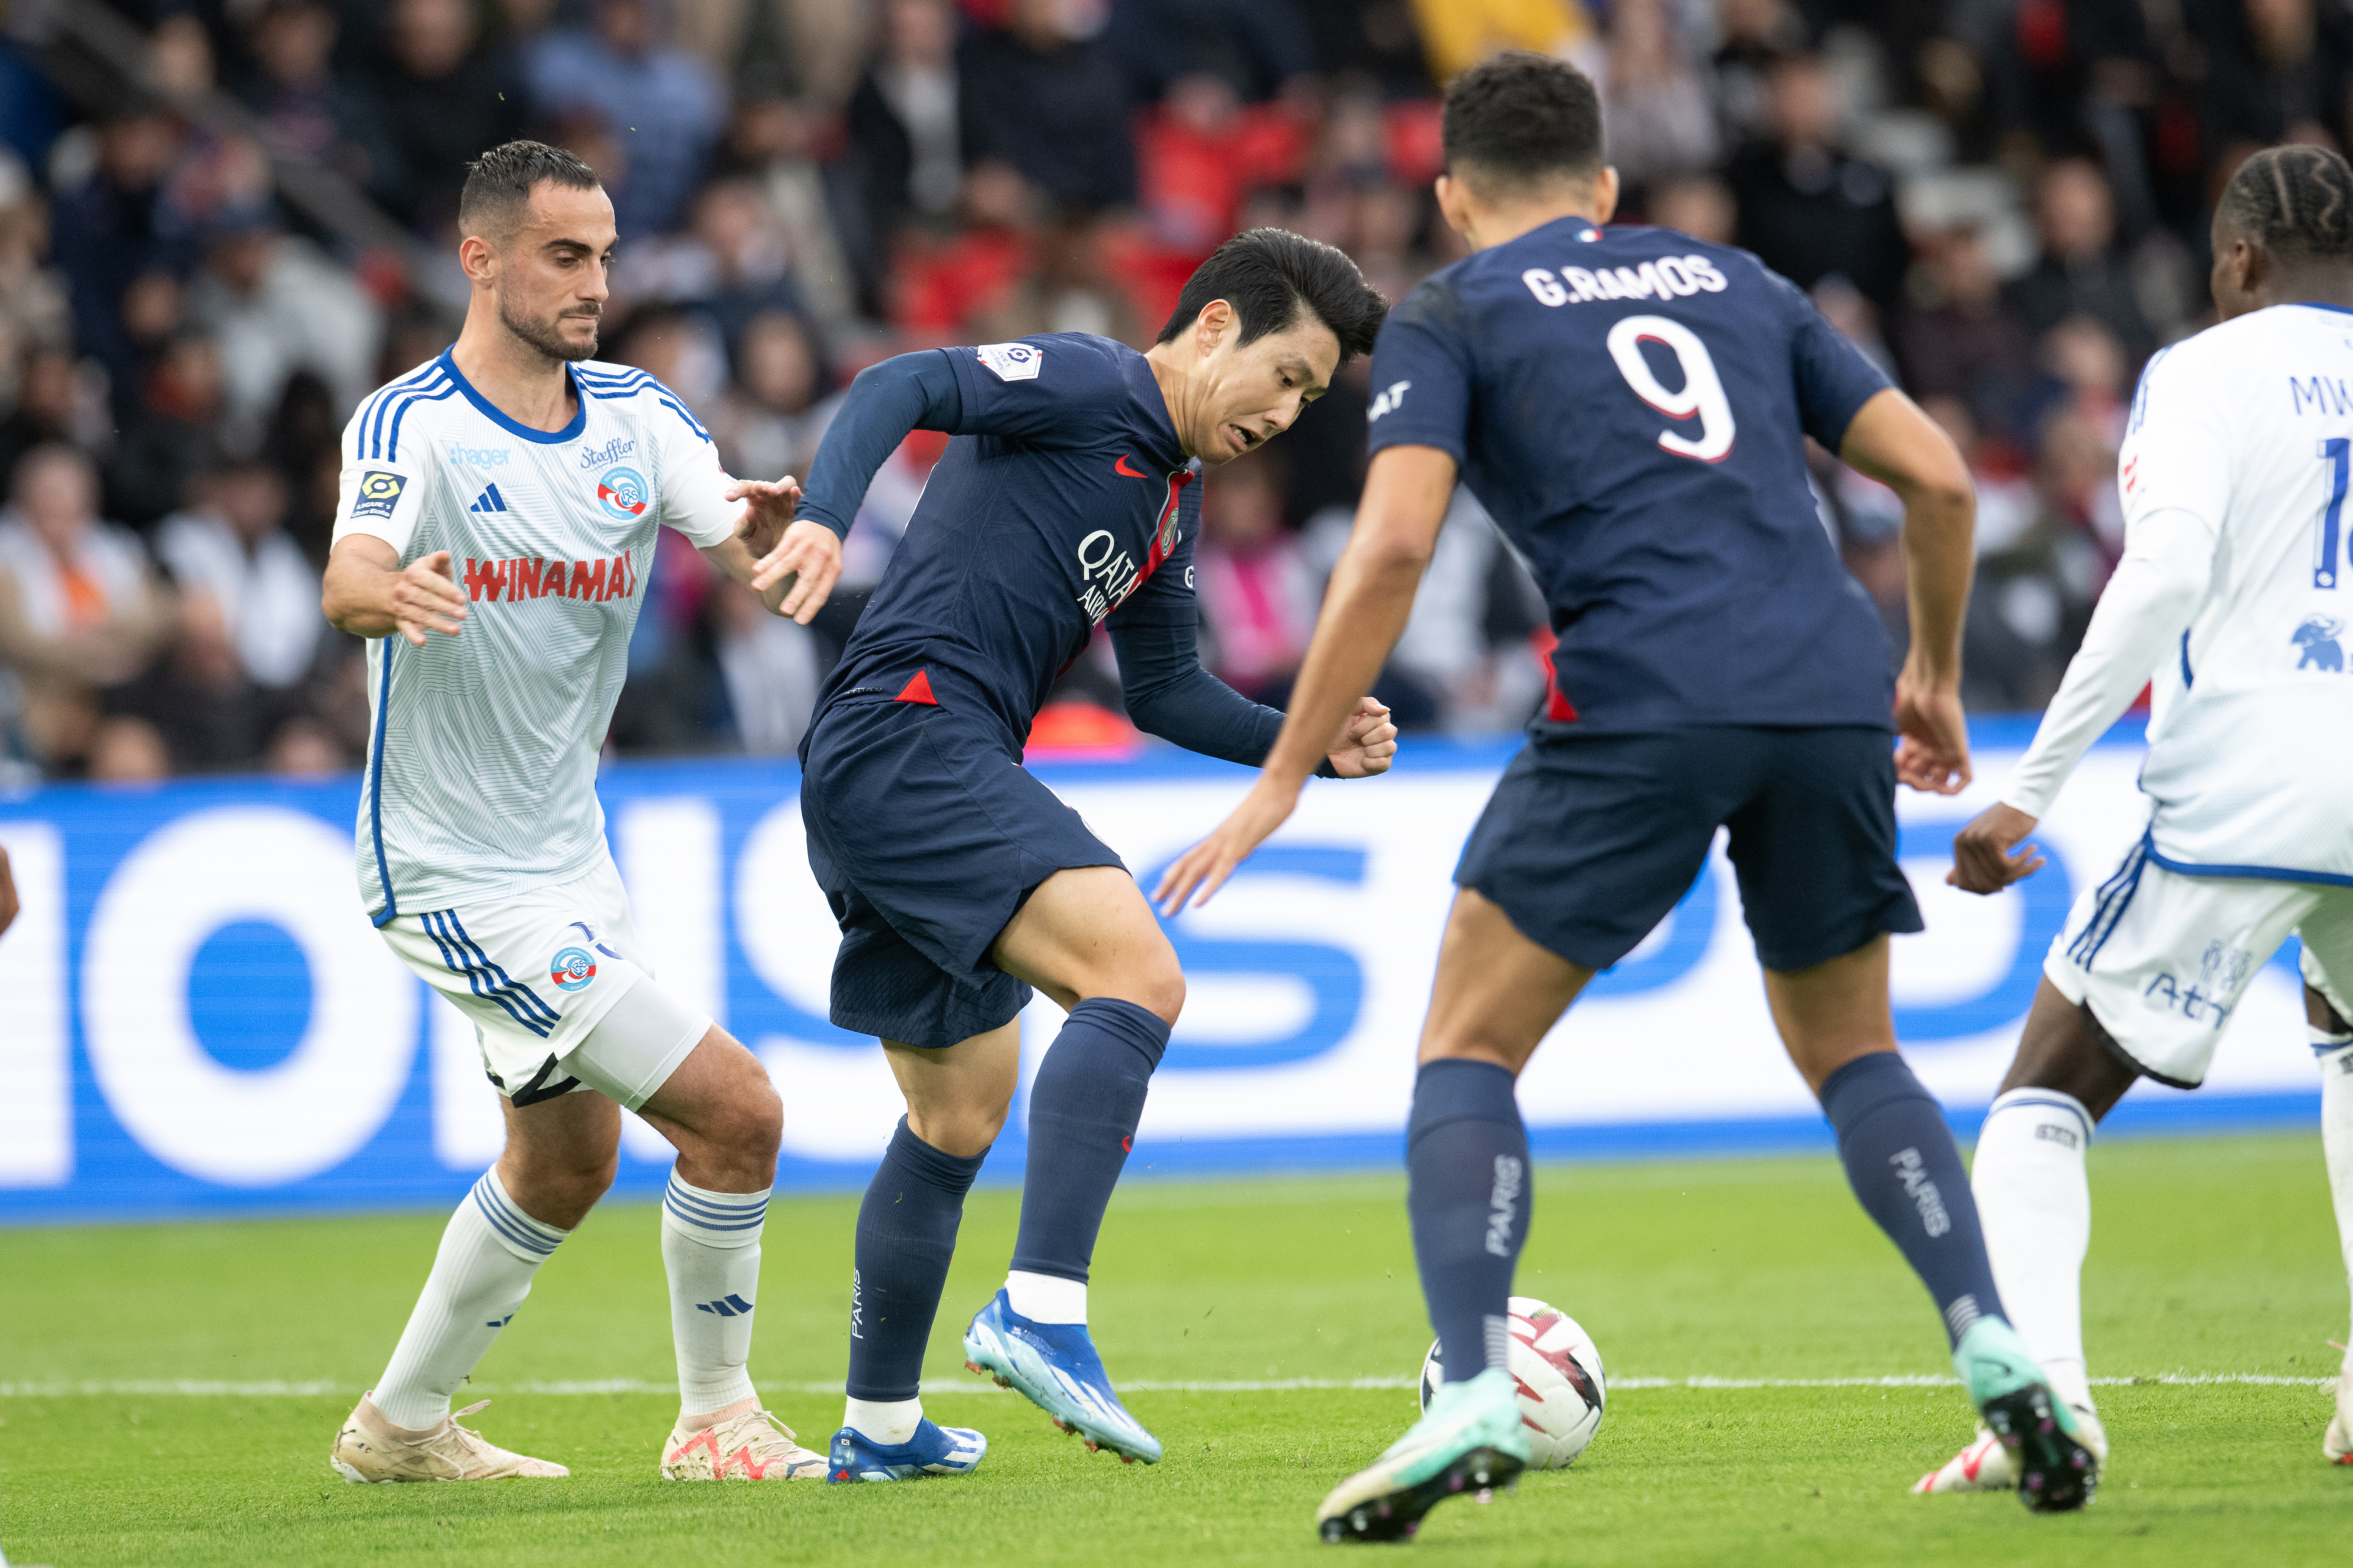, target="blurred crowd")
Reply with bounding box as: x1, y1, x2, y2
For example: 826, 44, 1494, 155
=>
0, 0, 2339, 782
